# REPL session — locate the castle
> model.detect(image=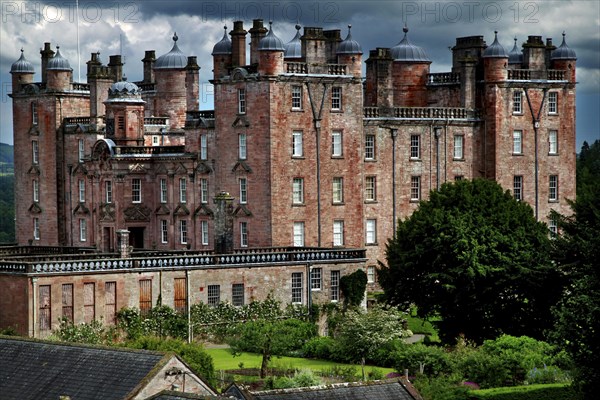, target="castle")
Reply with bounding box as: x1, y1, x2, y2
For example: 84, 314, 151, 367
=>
2, 20, 576, 337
